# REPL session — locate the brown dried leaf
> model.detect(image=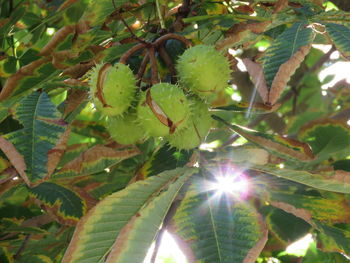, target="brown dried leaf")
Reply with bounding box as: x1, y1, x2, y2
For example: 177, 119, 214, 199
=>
269, 45, 312, 105
0, 136, 29, 185
242, 58, 269, 103
270, 201, 314, 226
47, 127, 71, 177
0, 57, 50, 101
243, 216, 268, 263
